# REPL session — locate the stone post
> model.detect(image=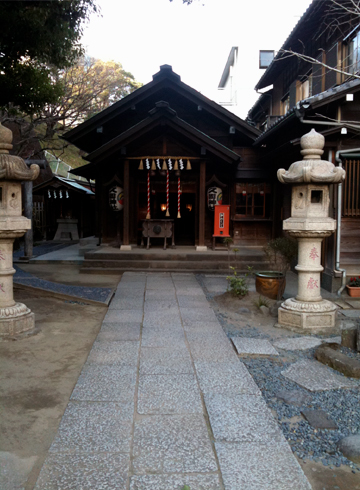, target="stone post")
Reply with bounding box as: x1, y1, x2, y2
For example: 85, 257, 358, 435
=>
0, 123, 39, 337
277, 129, 346, 333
